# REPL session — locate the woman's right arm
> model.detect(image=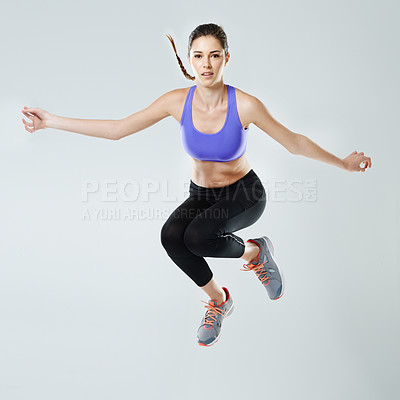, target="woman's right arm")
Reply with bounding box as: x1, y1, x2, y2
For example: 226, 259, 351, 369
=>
115, 90, 175, 140
21, 90, 176, 140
